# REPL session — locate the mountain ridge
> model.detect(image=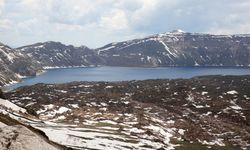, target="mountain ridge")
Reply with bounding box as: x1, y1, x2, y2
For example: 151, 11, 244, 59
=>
1, 31, 250, 86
